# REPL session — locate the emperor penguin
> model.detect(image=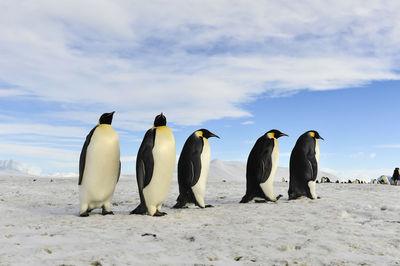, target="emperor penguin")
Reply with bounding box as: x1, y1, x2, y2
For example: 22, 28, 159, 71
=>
173, 129, 219, 209
130, 113, 176, 216
78, 112, 121, 217
390, 168, 400, 185
240, 129, 288, 203
288, 130, 324, 200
